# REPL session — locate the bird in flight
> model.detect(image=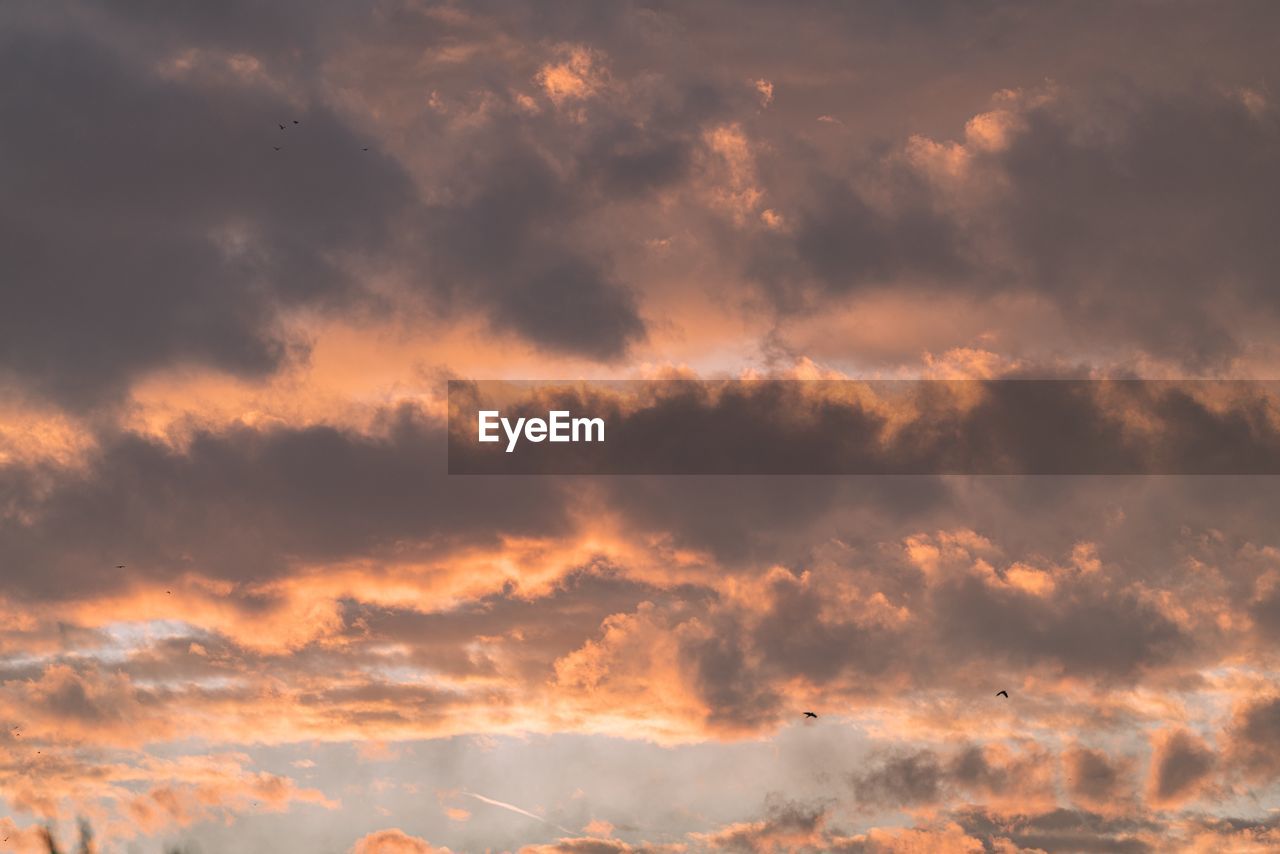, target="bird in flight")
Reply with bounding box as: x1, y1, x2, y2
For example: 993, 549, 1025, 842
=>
996, 690, 1009, 698
115, 564, 125, 568
273, 146, 281, 151
278, 123, 285, 130
803, 711, 818, 718
292, 119, 299, 124
362, 147, 369, 151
